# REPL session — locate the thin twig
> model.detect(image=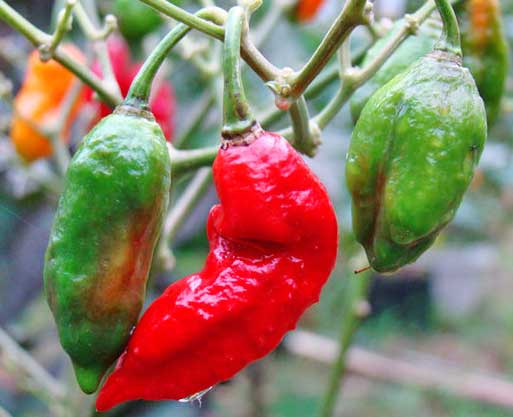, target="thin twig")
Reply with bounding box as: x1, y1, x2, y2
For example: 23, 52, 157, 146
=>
0, 0, 120, 107
285, 330, 513, 410
0, 405, 14, 417
174, 91, 217, 148
315, 272, 371, 417
157, 167, 213, 271
0, 327, 68, 408
74, 0, 121, 101
41, 0, 76, 60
